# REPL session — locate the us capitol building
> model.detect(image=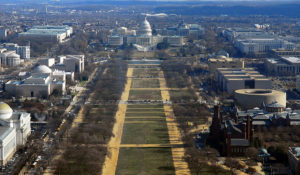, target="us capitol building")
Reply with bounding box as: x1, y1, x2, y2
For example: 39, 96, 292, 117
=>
0, 102, 31, 165
108, 17, 184, 51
